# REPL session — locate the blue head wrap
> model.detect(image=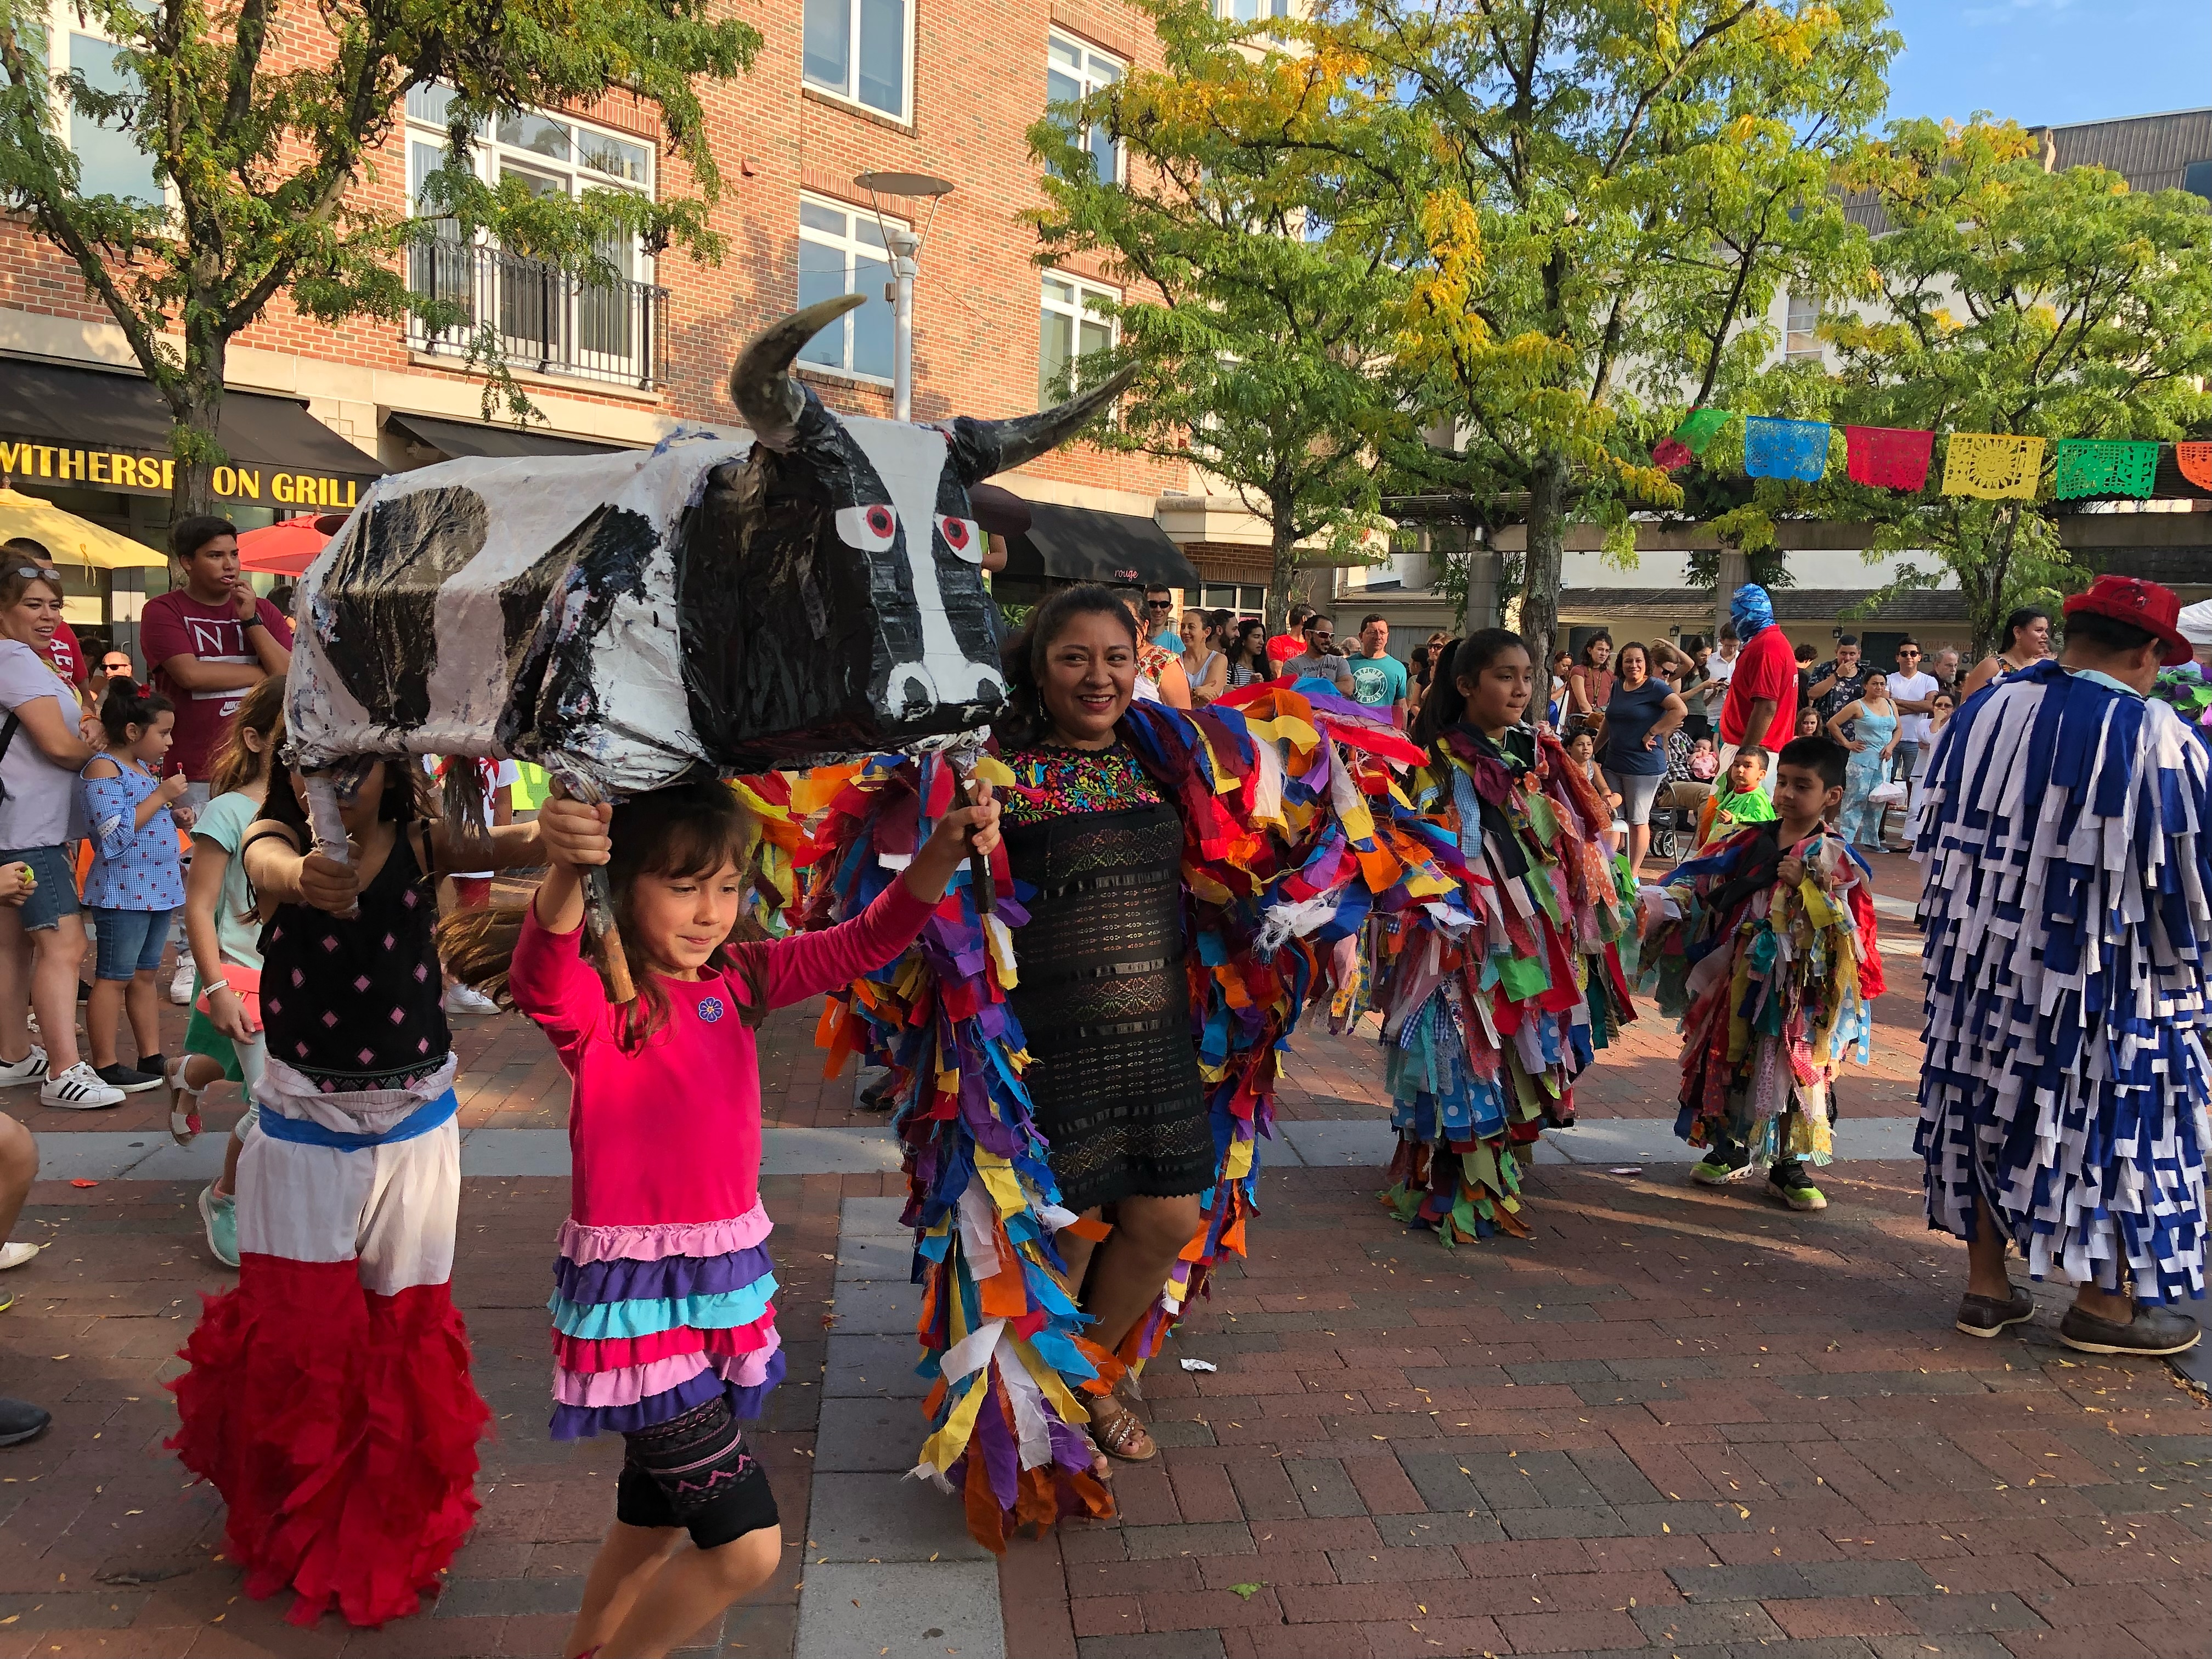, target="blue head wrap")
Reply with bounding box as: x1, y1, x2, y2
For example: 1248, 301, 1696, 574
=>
1730, 583, 1774, 639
